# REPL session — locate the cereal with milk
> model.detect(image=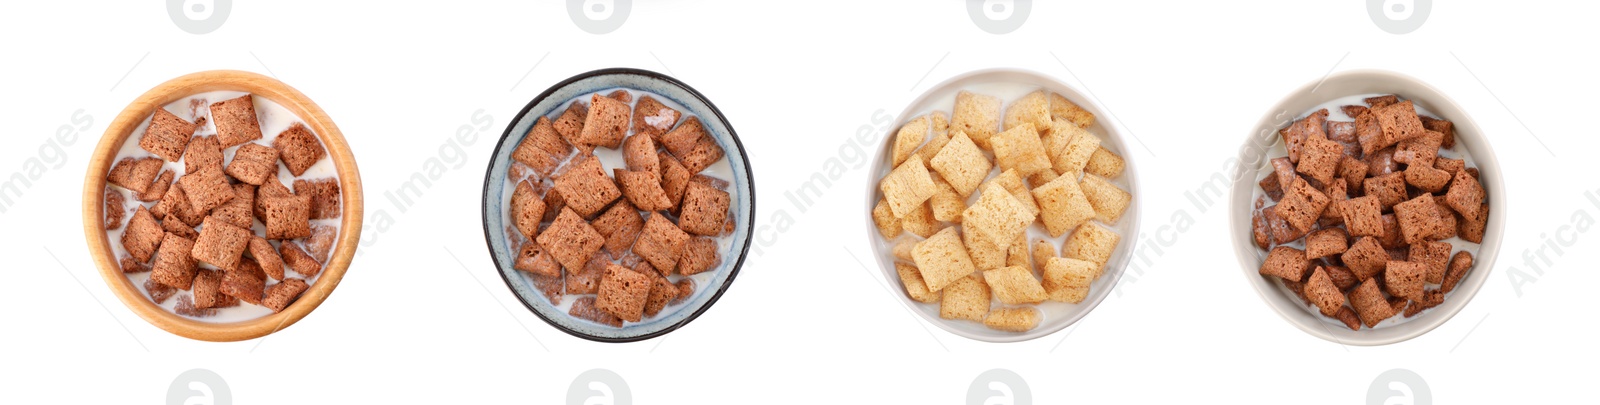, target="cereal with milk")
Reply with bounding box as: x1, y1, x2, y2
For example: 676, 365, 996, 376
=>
873, 87, 1132, 333
1250, 93, 1486, 330
104, 91, 342, 323
500, 88, 737, 327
